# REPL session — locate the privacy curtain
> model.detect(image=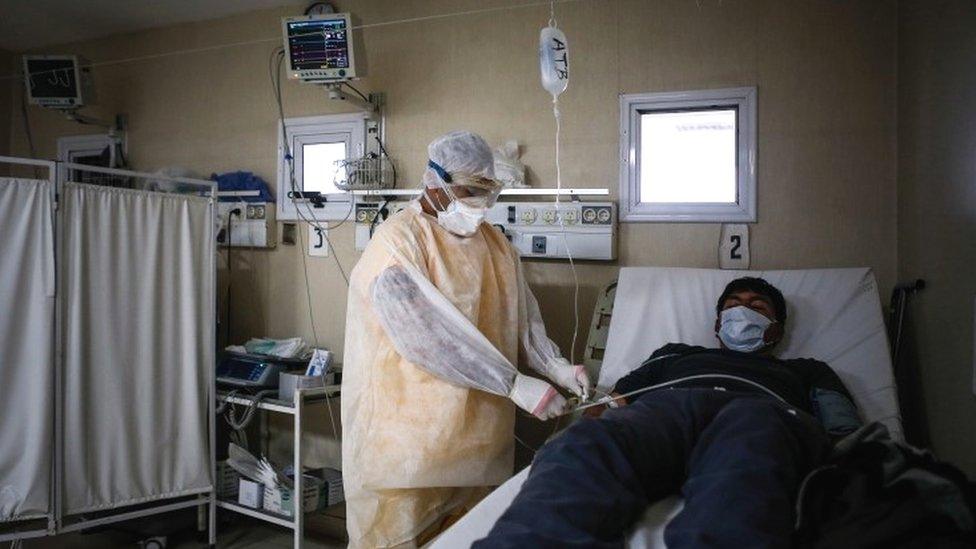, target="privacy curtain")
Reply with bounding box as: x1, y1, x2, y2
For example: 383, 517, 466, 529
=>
61, 183, 214, 514
0, 178, 55, 521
